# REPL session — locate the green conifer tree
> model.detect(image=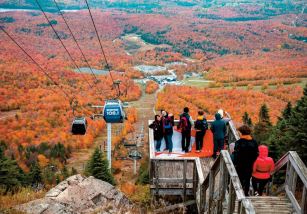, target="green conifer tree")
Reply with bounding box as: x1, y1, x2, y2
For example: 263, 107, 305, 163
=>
285, 86, 307, 162
242, 112, 253, 127
253, 104, 272, 143
86, 148, 115, 185
259, 104, 271, 125
0, 148, 23, 193
62, 166, 69, 179
71, 167, 78, 175
282, 102, 292, 120
28, 162, 42, 186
